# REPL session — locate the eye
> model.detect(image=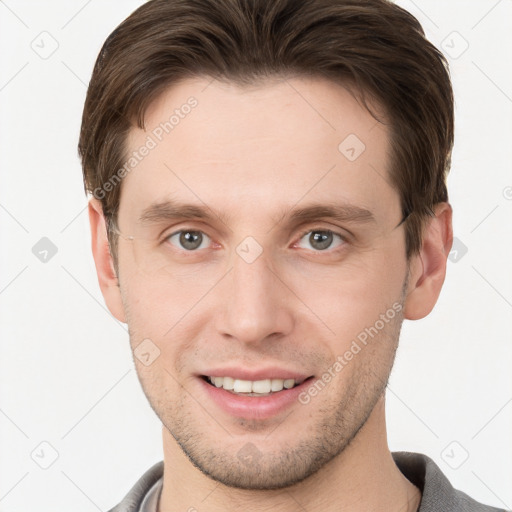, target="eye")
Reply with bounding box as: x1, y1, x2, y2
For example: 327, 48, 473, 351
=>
163, 228, 347, 253
296, 229, 347, 252
166, 230, 211, 251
